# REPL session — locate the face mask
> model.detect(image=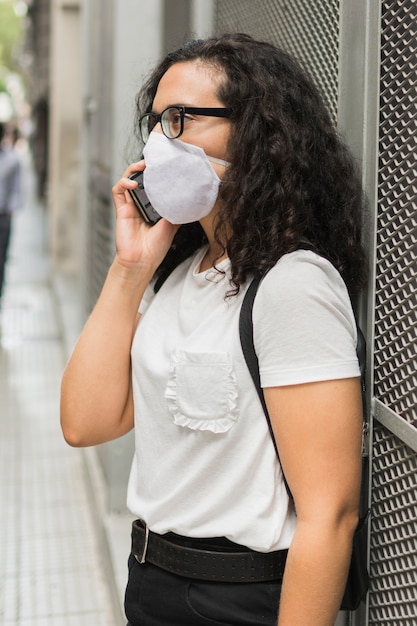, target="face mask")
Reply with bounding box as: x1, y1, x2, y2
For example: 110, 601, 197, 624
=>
142, 132, 229, 224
